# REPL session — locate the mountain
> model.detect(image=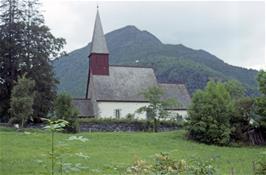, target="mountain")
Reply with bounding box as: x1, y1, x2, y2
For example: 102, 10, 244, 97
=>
53, 25, 259, 97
